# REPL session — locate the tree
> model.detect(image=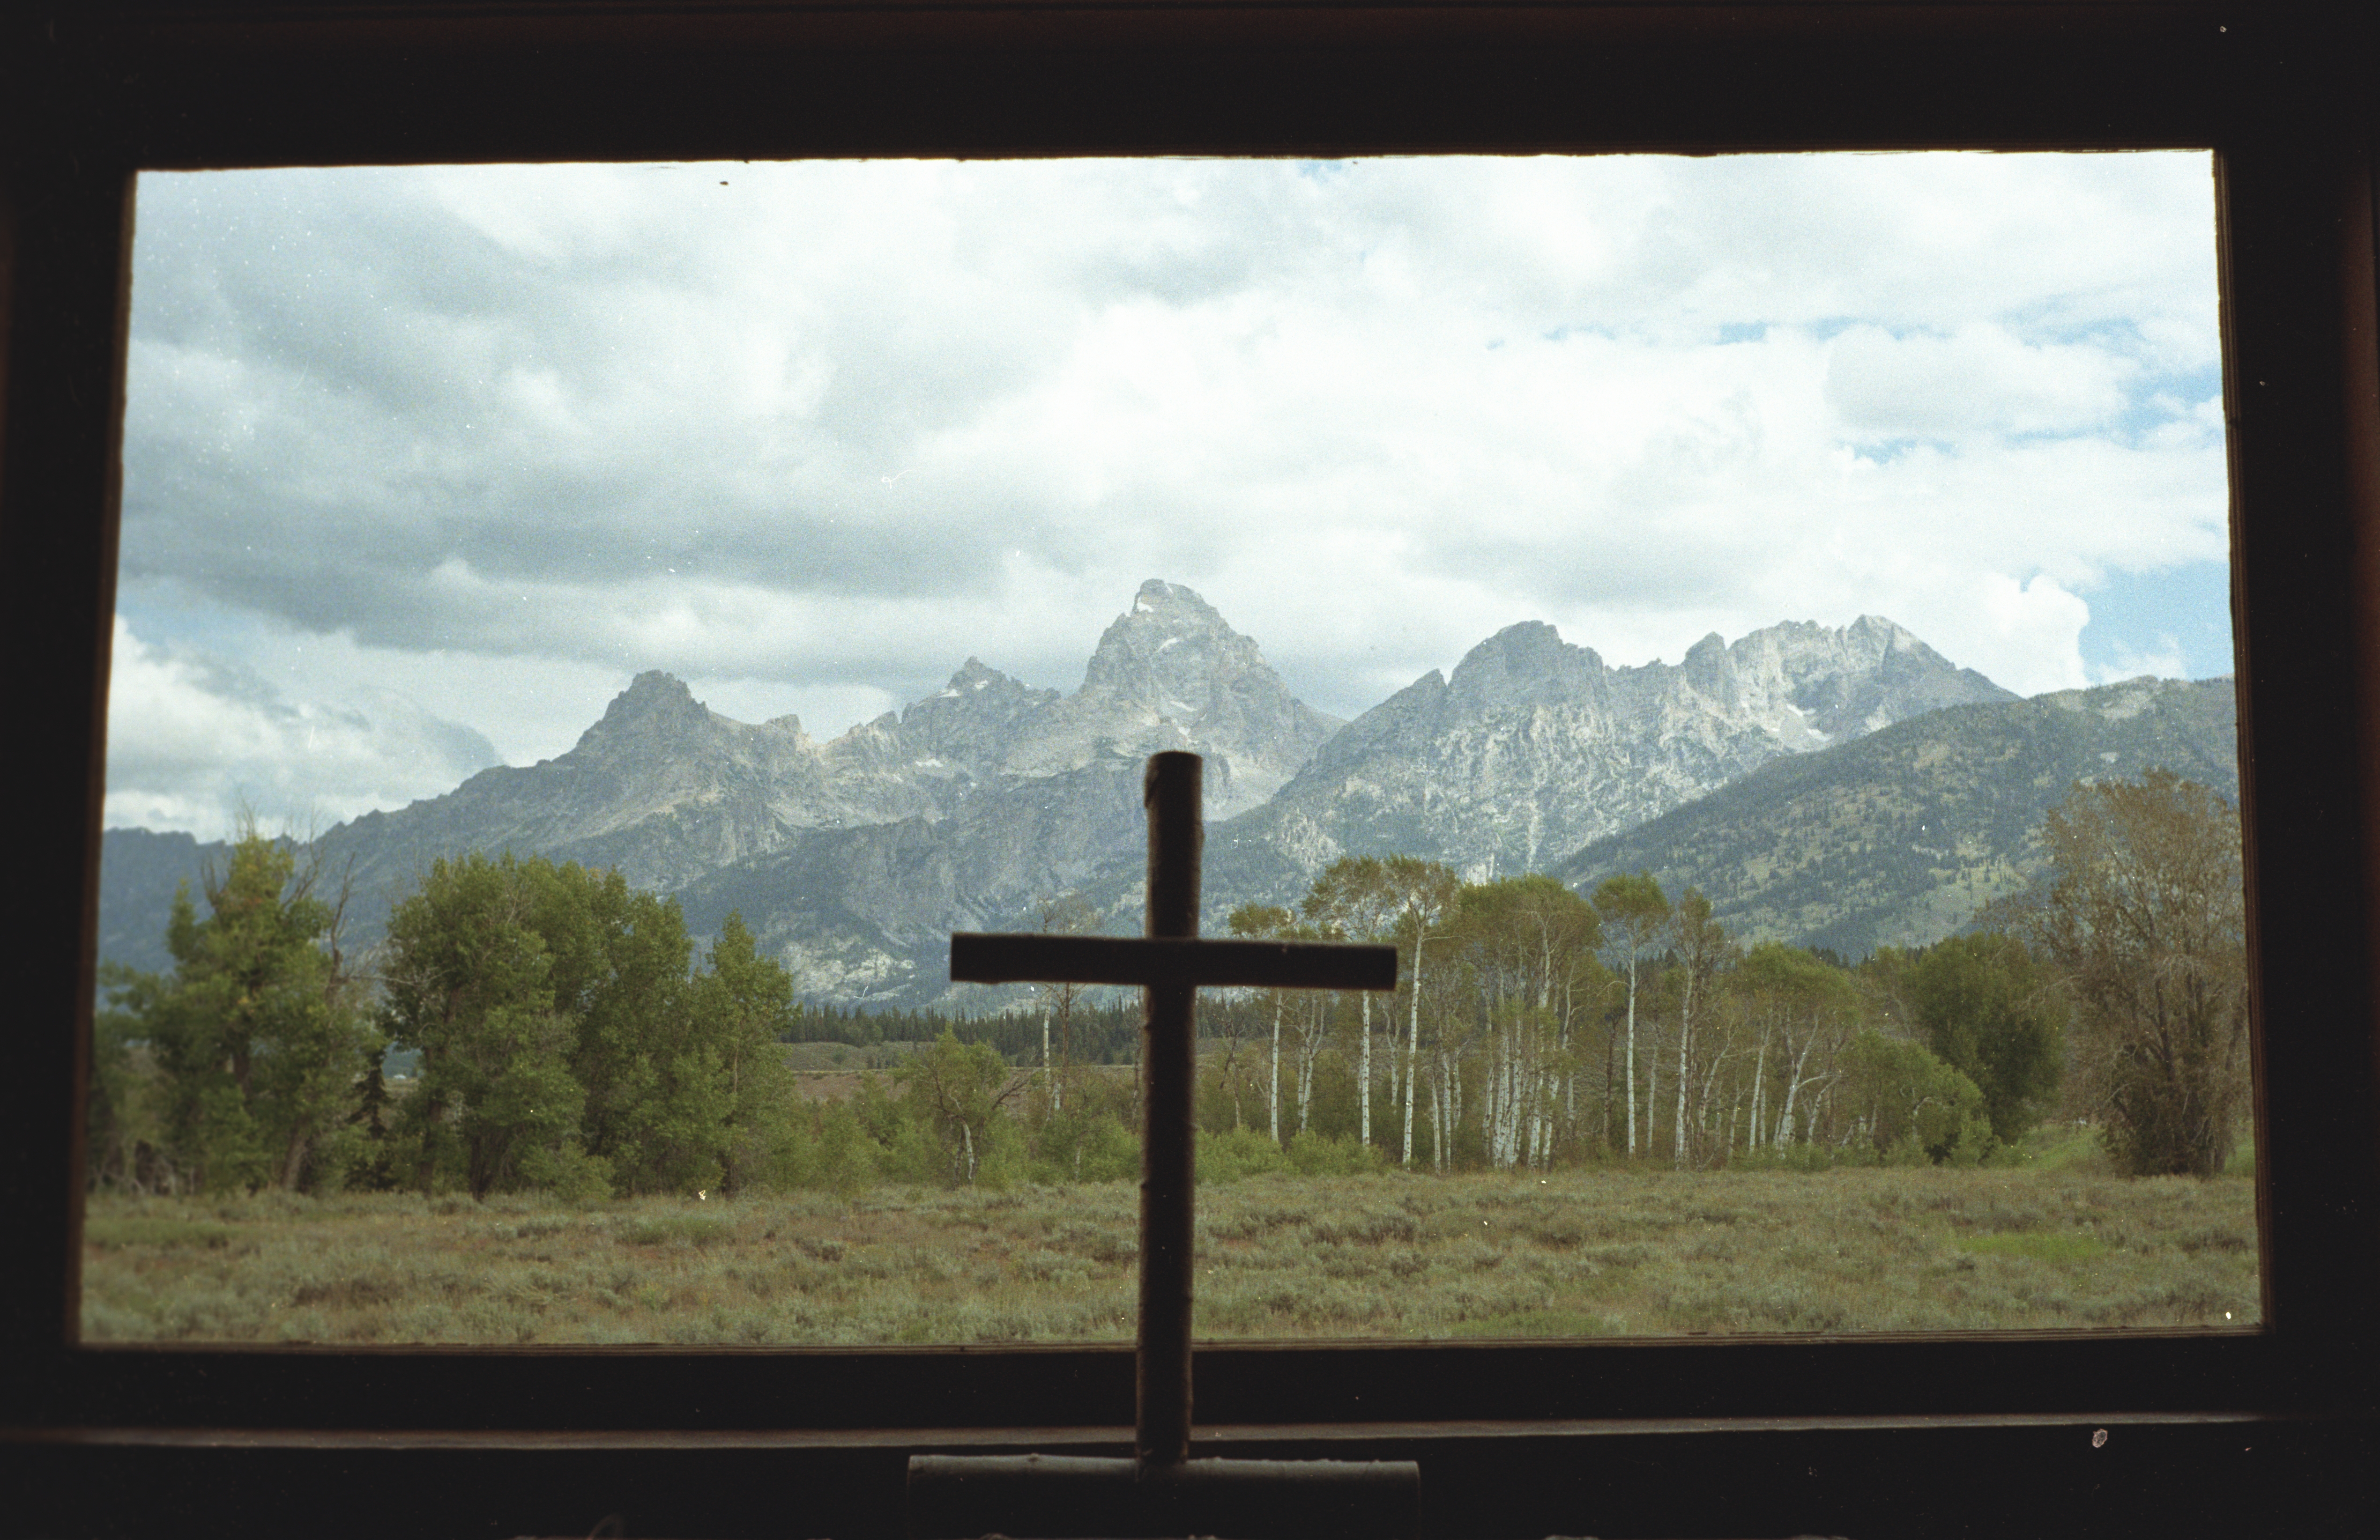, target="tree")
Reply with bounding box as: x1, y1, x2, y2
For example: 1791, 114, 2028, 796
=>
1735, 943, 1860, 1152
1031, 893, 1101, 1115
1668, 889, 1737, 1169
1451, 875, 1604, 1169
2011, 770, 2250, 1177
381, 853, 799, 1199
97, 826, 379, 1193
380, 852, 596, 1199
1838, 1030, 1995, 1164
540, 862, 719, 1194
695, 912, 799, 1192
1302, 855, 1399, 1147
1227, 902, 1298, 1144
1906, 932, 2067, 1146
1382, 857, 1461, 1166
897, 1029, 1024, 1185
1592, 871, 1670, 1156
